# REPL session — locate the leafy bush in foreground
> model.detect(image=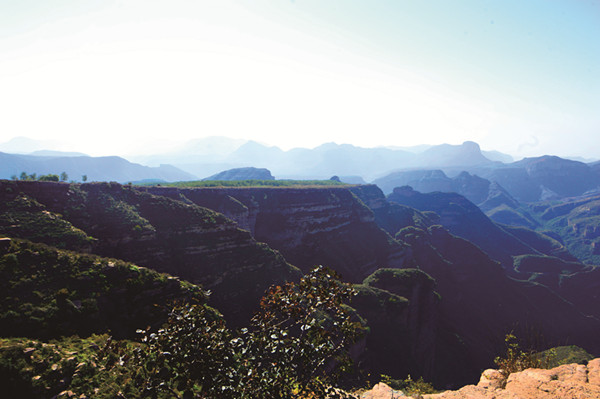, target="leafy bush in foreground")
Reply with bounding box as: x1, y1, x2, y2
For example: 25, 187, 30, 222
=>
135, 265, 362, 398
1, 266, 362, 398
